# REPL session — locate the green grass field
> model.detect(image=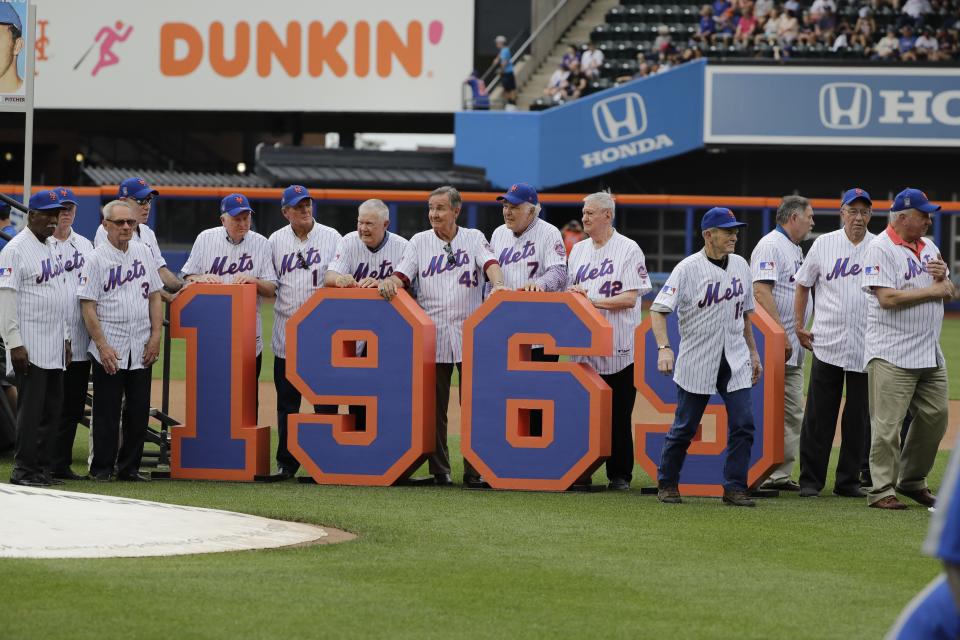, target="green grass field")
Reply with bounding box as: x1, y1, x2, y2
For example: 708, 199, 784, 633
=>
0, 438, 949, 639
158, 308, 960, 399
